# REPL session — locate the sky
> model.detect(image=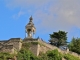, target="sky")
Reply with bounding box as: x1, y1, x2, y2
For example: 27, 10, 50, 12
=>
0, 0, 80, 42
